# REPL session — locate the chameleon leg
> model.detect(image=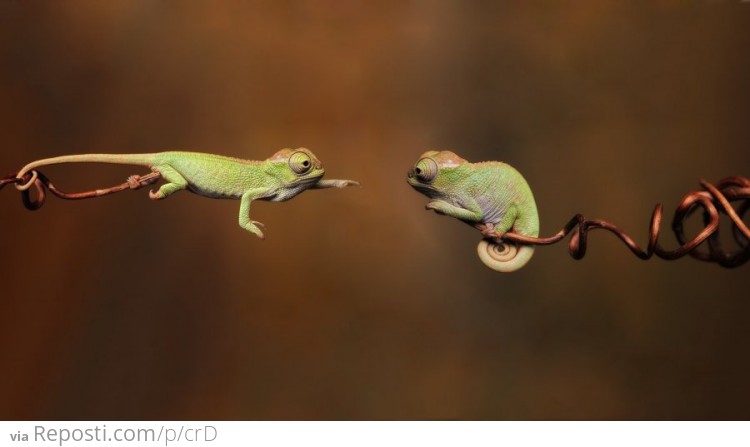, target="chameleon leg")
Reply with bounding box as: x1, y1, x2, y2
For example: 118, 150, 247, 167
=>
149, 165, 188, 200
310, 179, 361, 189
484, 205, 518, 237
239, 188, 269, 239
425, 200, 483, 222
